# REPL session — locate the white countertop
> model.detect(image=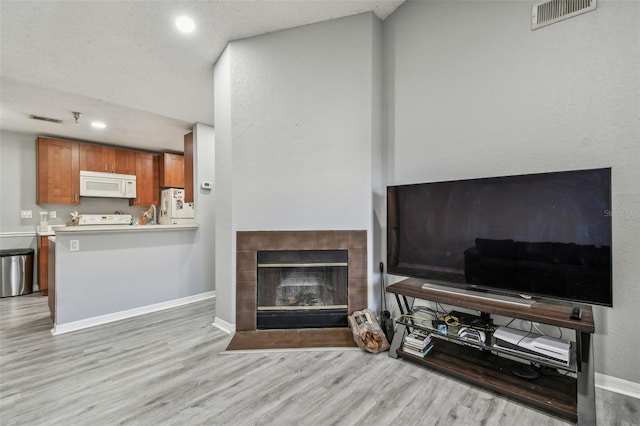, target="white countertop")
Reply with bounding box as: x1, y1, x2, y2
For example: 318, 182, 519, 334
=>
52, 224, 198, 234
37, 227, 58, 237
